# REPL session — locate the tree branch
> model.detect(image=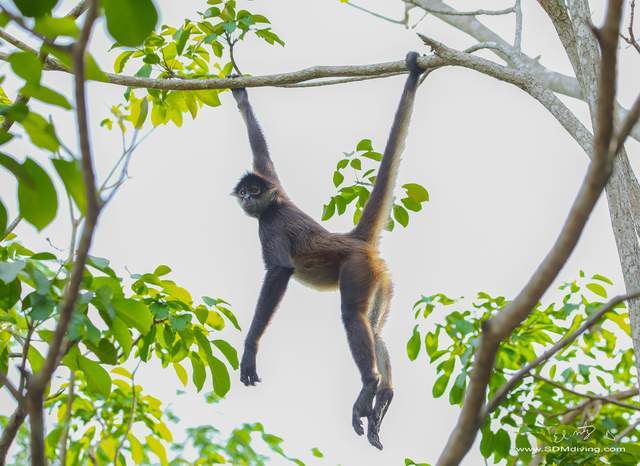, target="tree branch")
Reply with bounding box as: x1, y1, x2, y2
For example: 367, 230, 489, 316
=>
25, 2, 101, 464
435, 2, 629, 464
535, 375, 640, 412
483, 291, 640, 416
